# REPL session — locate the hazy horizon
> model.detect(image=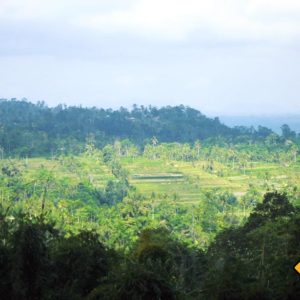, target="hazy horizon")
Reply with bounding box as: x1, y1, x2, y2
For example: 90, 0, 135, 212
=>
1, 0, 300, 116
3, 97, 300, 117
3, 97, 300, 134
